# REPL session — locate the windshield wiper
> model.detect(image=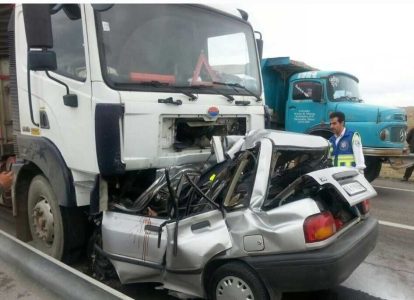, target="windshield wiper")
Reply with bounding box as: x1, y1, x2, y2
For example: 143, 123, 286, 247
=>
335, 95, 361, 102
176, 84, 234, 102
213, 81, 262, 102
334, 95, 352, 102
350, 96, 363, 102
171, 87, 198, 101
114, 81, 198, 101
